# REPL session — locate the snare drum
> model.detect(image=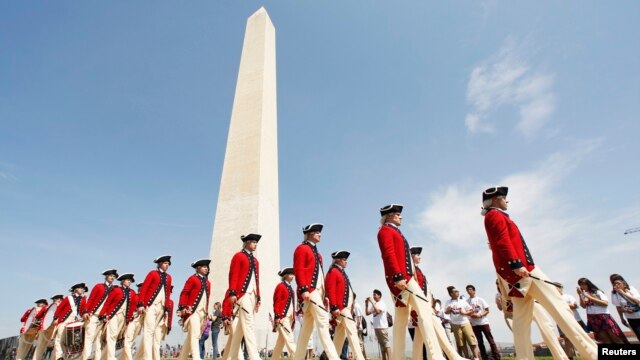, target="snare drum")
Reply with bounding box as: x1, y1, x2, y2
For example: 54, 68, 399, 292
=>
43, 303, 58, 339
22, 309, 39, 343
63, 321, 85, 357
